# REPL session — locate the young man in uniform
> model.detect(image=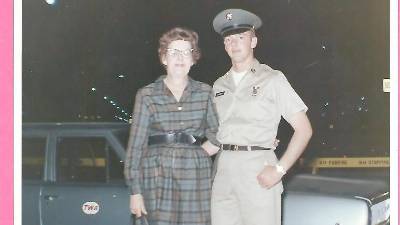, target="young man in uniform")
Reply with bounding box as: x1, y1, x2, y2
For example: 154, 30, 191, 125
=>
211, 9, 313, 225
